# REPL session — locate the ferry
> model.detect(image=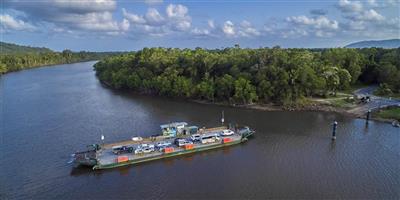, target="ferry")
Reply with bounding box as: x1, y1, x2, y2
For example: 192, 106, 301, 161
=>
71, 122, 254, 170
